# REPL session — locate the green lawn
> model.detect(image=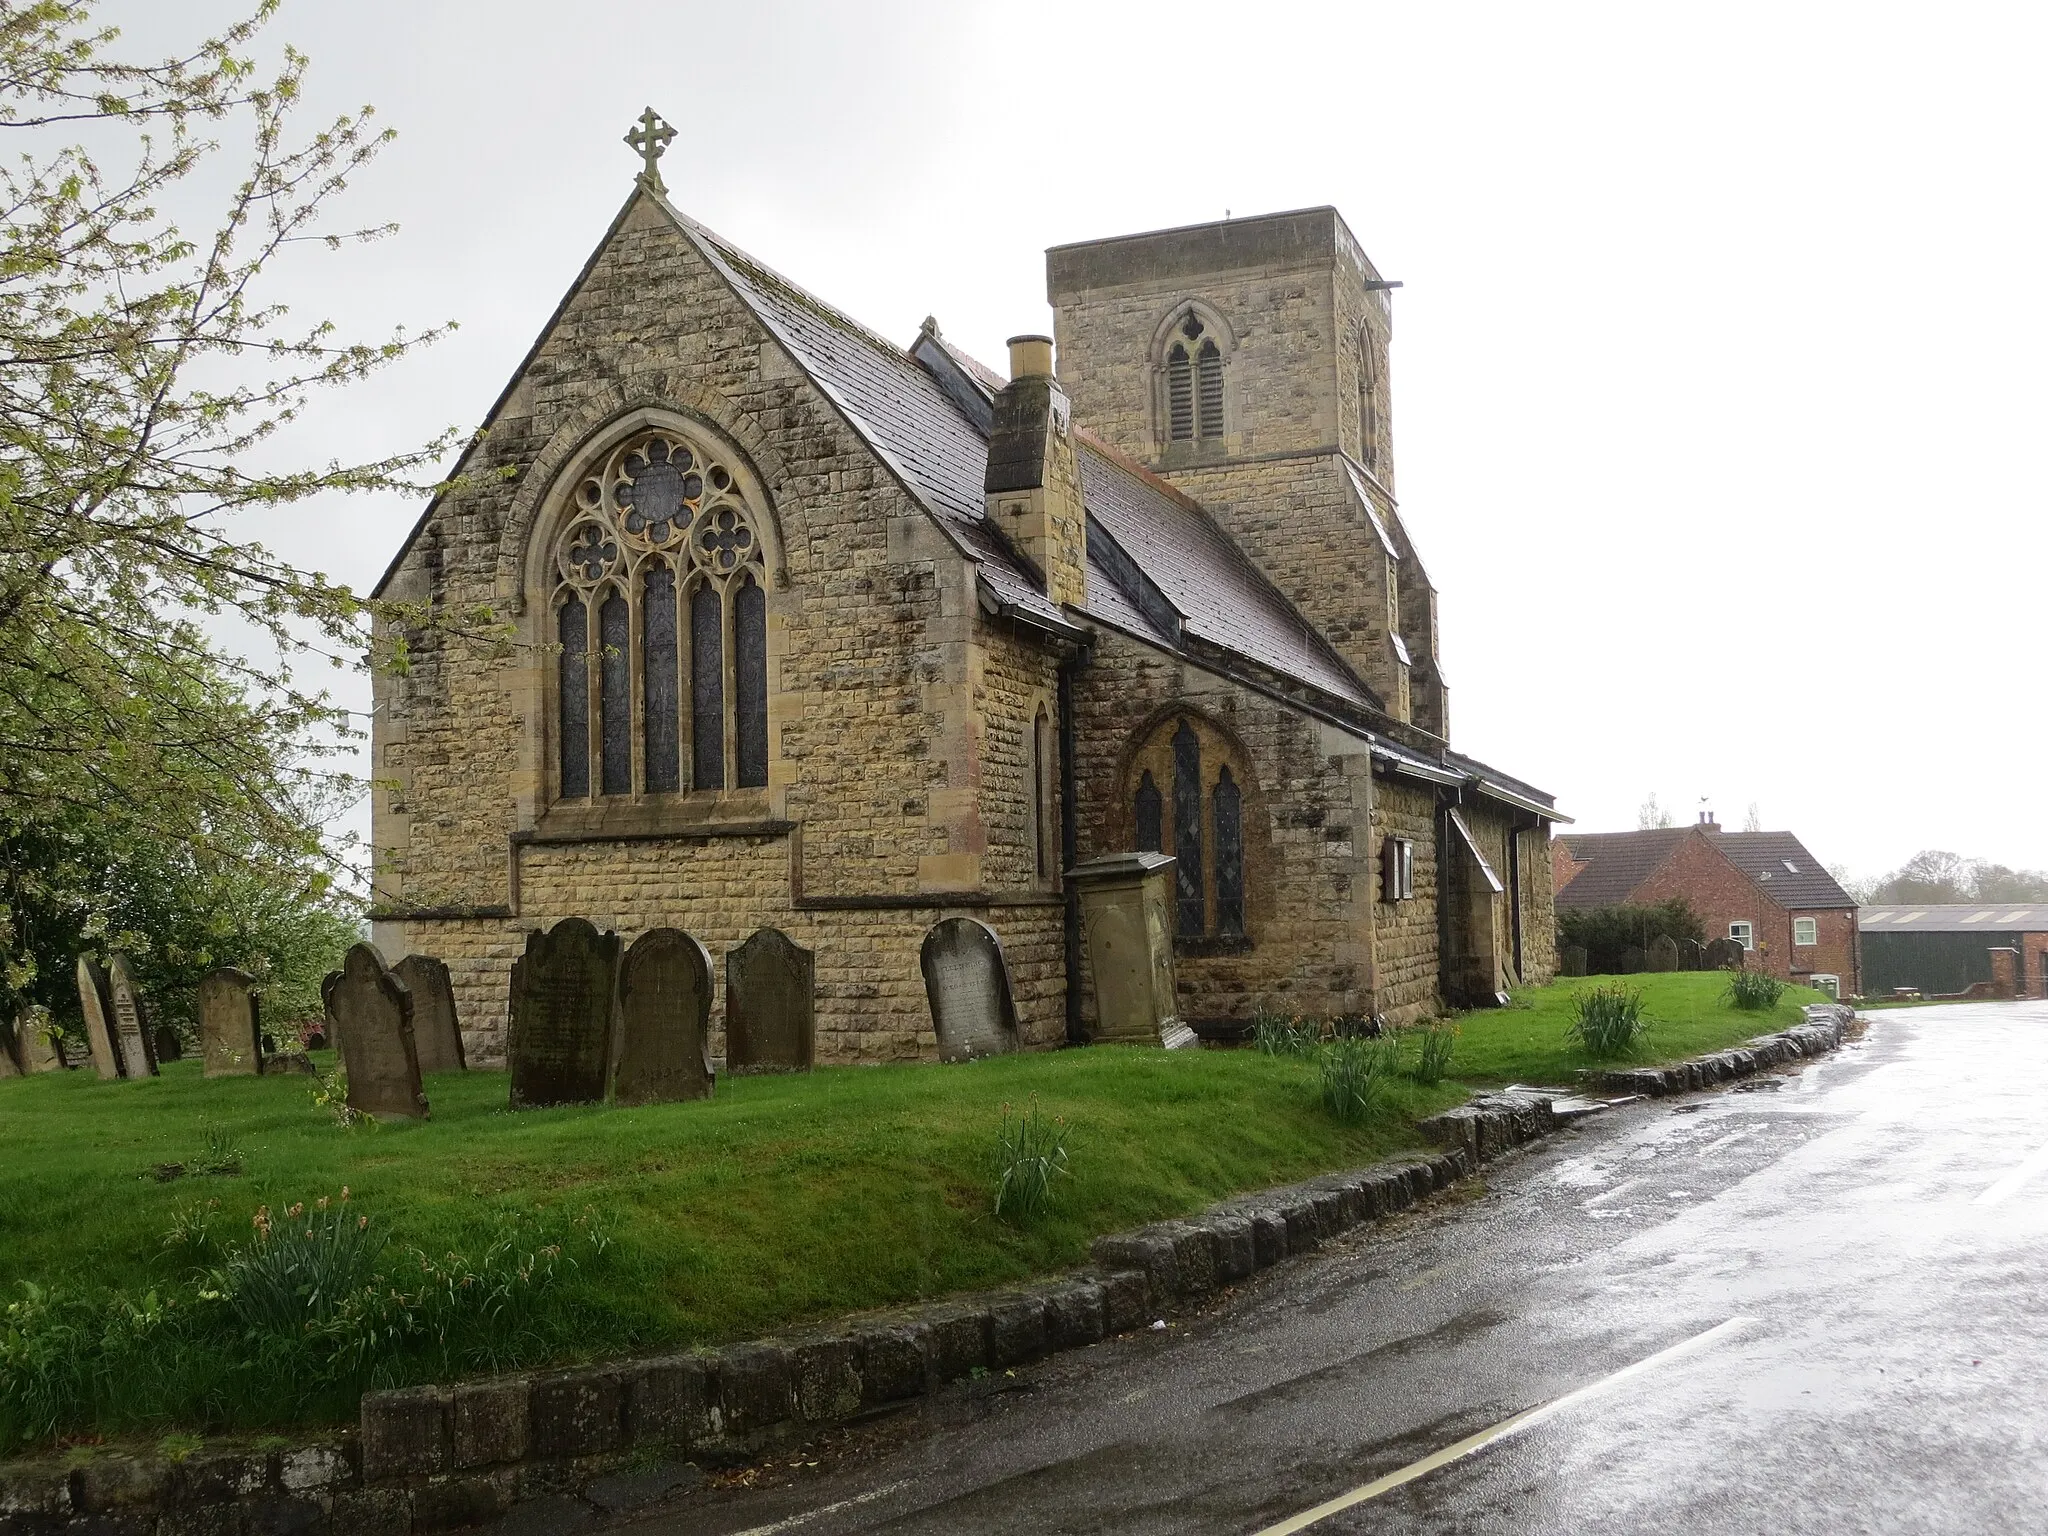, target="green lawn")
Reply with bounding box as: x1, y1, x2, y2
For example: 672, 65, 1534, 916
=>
0, 1046, 1459, 1447
1443, 971, 1829, 1085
